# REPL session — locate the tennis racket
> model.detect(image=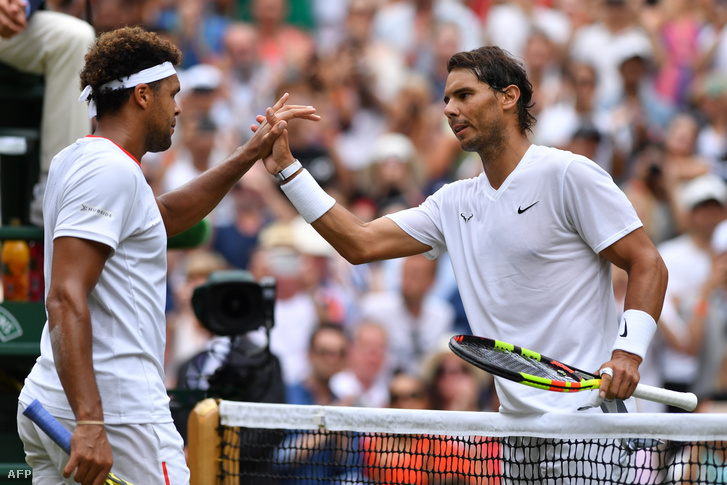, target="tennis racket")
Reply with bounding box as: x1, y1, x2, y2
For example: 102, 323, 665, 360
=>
22, 399, 133, 485
449, 335, 698, 412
